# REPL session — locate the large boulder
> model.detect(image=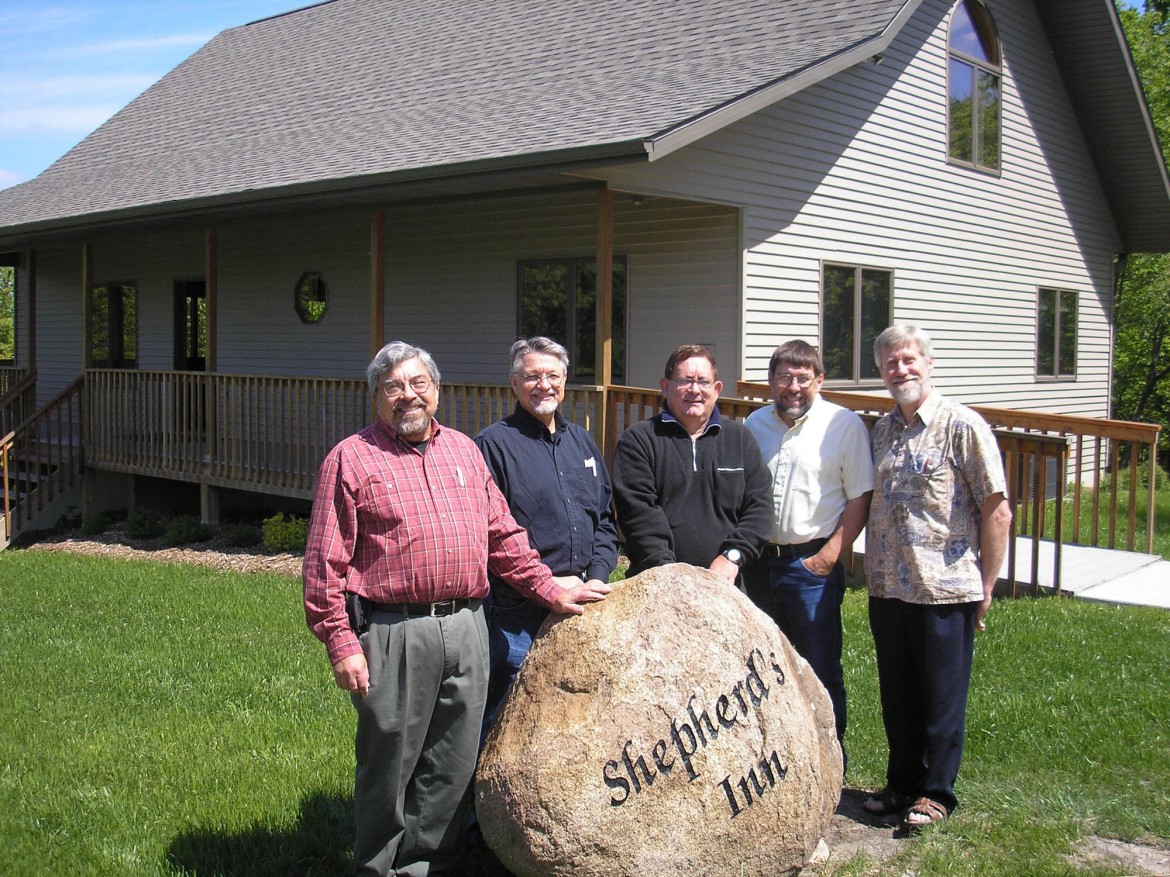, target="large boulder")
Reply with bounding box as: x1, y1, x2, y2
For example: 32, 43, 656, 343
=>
476, 563, 842, 877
